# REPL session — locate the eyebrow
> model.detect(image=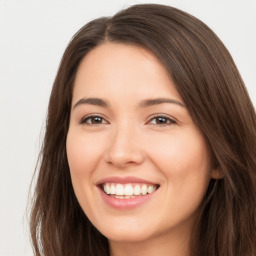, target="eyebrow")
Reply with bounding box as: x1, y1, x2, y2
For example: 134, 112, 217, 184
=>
139, 98, 185, 108
73, 97, 109, 109
73, 97, 185, 110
